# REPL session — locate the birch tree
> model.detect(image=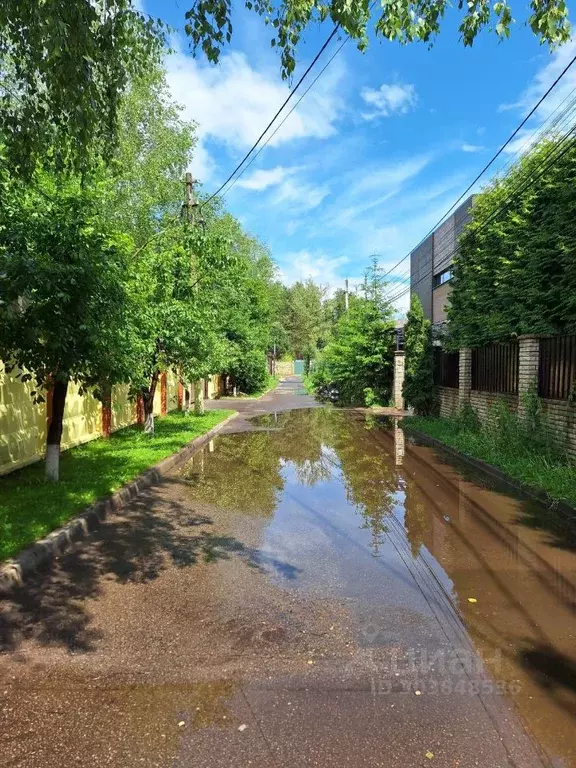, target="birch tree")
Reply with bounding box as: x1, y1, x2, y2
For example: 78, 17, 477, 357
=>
0, 171, 139, 480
